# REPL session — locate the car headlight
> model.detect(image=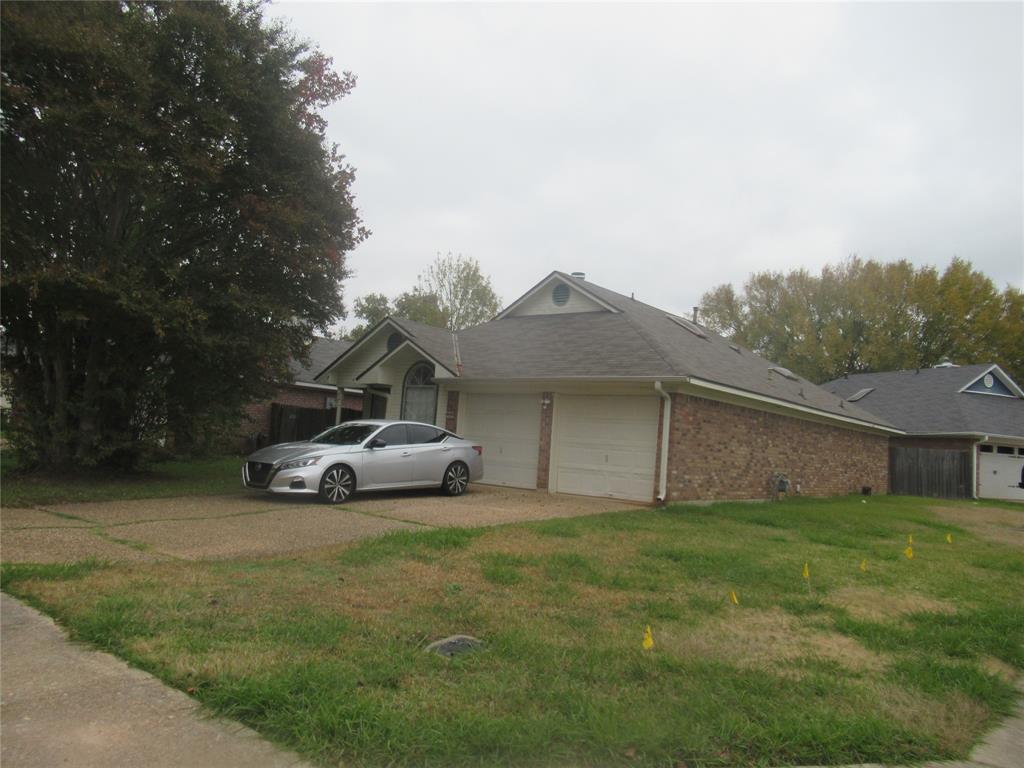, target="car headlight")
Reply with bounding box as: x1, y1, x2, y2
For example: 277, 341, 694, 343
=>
278, 457, 321, 471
